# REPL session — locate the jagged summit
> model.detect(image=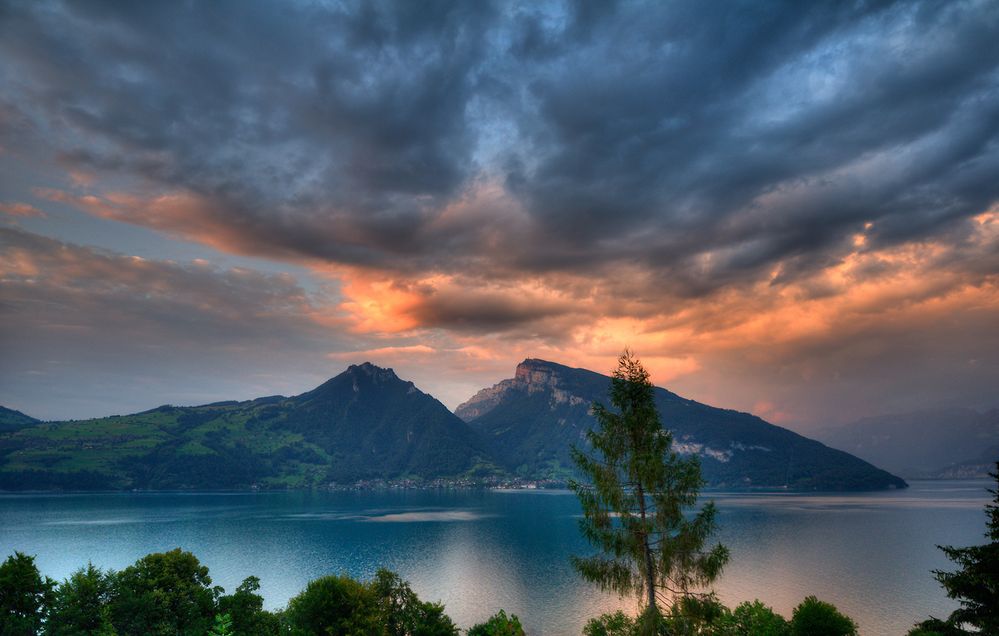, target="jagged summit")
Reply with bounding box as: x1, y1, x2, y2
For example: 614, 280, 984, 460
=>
455, 358, 604, 421
343, 361, 403, 384
266, 364, 432, 410
295, 362, 414, 405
